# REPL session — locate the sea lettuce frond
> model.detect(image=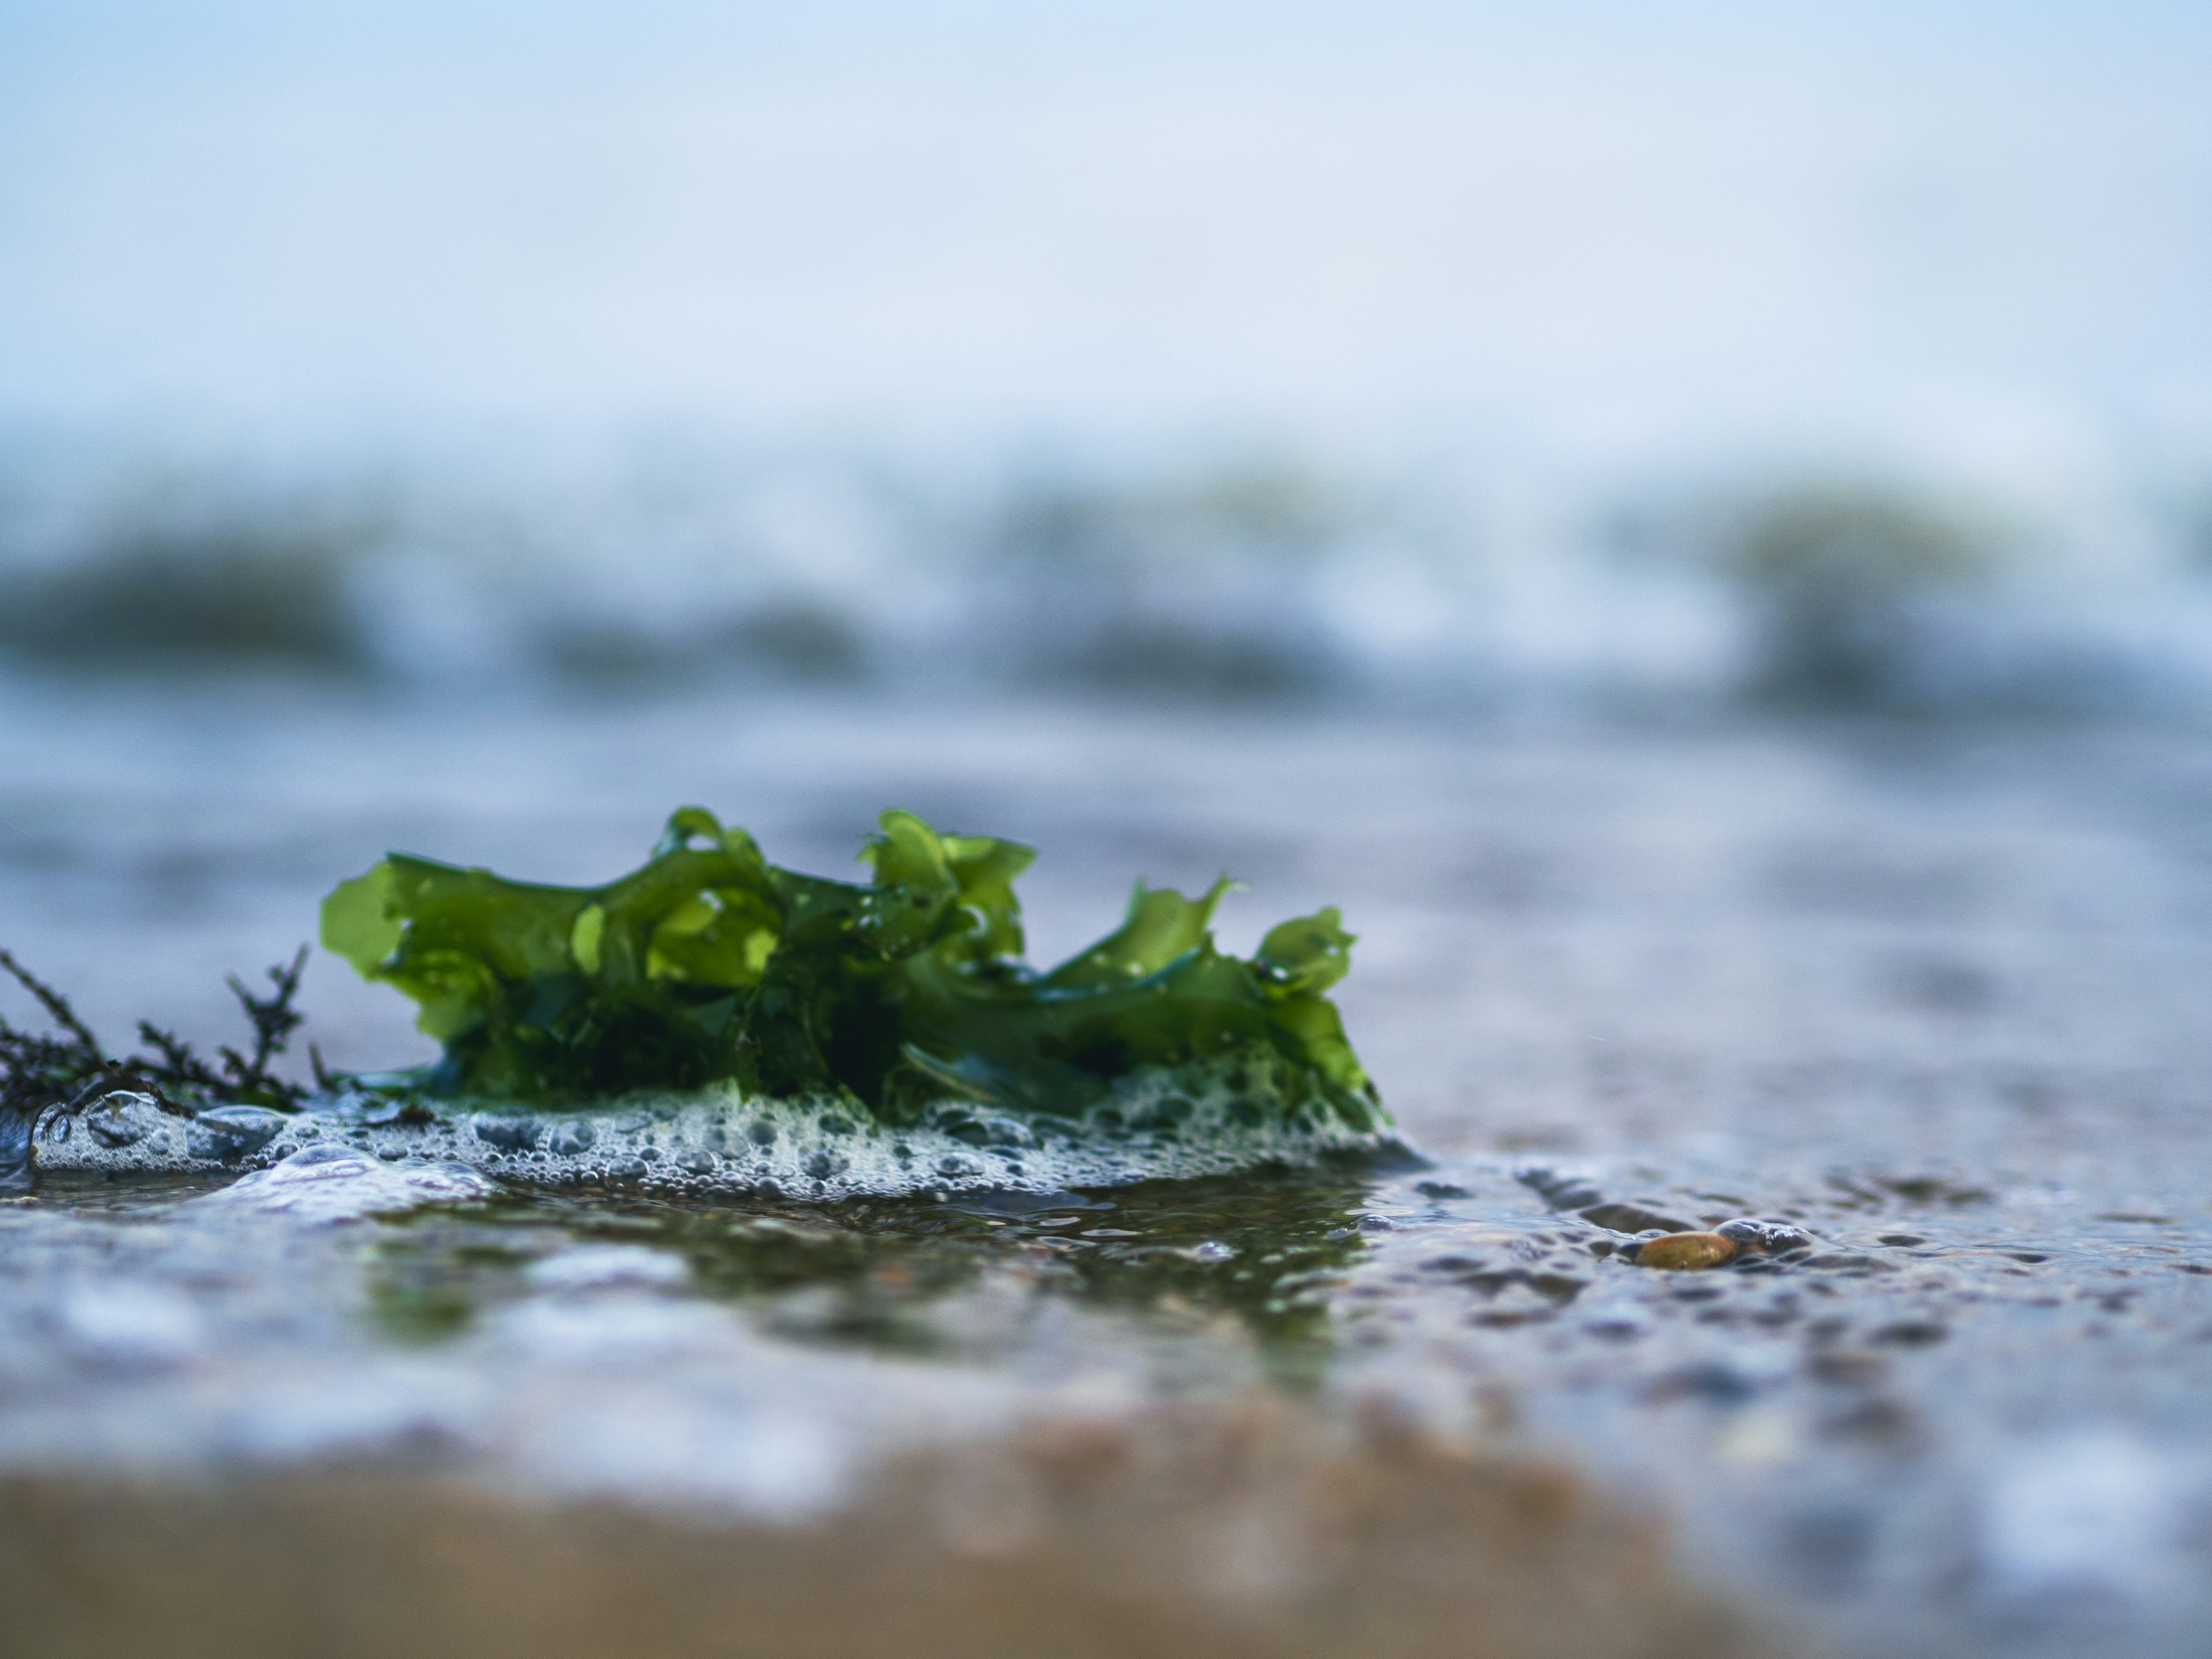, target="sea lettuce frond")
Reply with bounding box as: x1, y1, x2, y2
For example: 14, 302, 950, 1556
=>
1041, 878, 1234, 991
320, 807, 1381, 1129
1253, 906, 1355, 997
